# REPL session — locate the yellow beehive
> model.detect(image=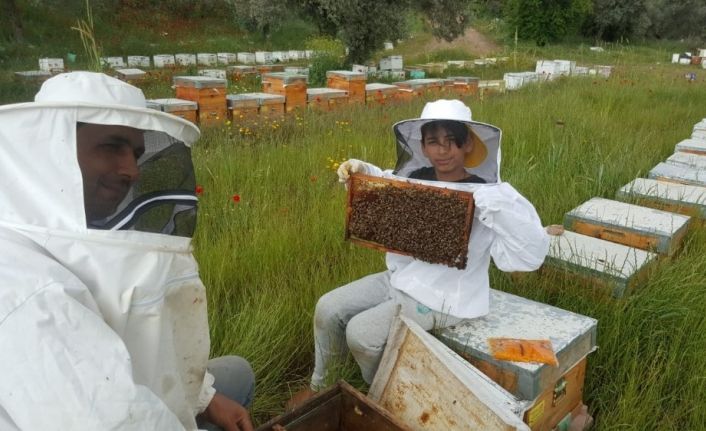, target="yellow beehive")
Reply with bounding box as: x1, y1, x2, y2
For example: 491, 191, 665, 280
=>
326, 70, 366, 104
307, 88, 349, 112
262, 73, 307, 113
